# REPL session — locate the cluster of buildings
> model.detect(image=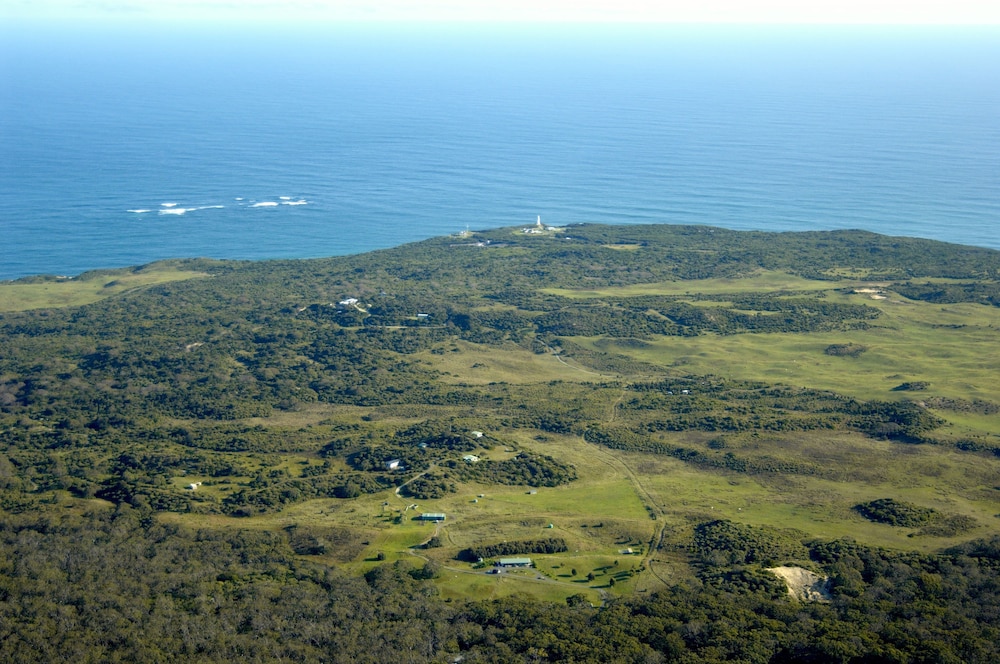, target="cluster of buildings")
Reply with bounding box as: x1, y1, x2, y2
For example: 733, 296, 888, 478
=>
523, 216, 559, 234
